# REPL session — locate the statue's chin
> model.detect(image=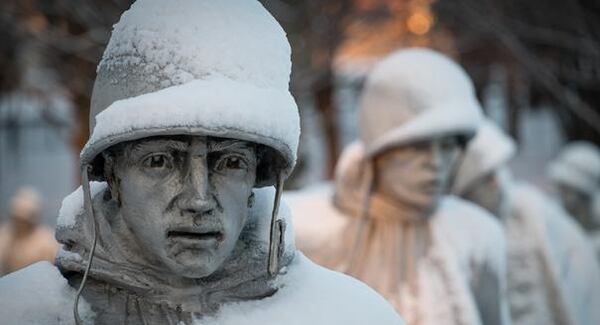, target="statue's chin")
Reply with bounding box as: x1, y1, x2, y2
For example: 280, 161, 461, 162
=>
163, 253, 222, 279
